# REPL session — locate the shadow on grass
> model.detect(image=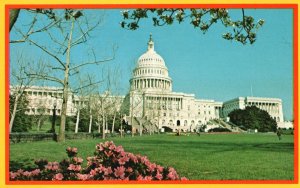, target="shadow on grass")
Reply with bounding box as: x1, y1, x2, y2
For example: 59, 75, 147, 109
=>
131, 139, 294, 154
